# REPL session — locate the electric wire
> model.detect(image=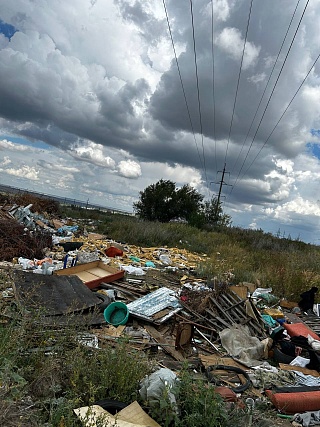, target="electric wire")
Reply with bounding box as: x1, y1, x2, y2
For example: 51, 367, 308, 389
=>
230, 0, 301, 176
189, 0, 209, 193
210, 0, 217, 174
230, 0, 310, 193
224, 0, 254, 165
240, 52, 320, 180
162, 0, 205, 177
